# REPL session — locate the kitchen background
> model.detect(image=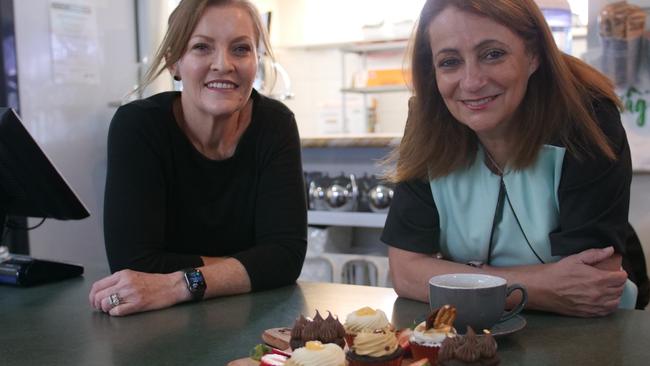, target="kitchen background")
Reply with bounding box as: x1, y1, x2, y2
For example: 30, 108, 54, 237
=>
2, 0, 649, 294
